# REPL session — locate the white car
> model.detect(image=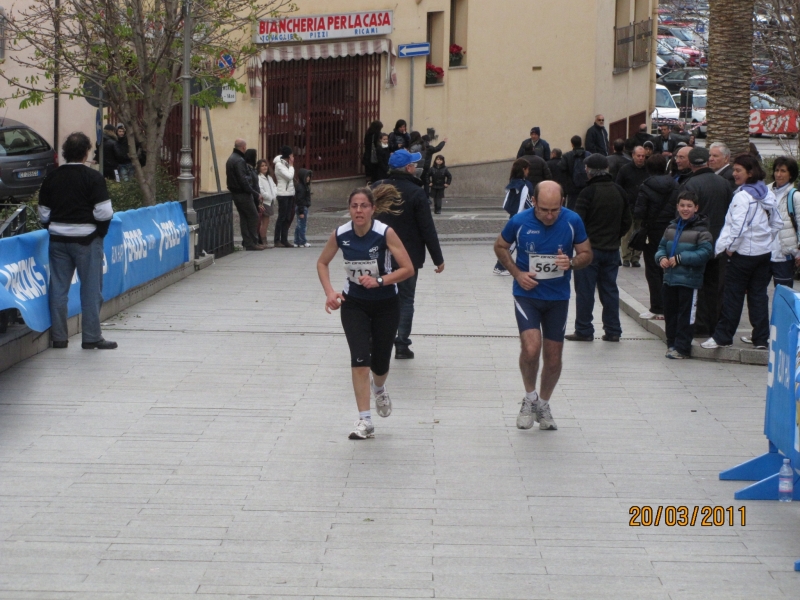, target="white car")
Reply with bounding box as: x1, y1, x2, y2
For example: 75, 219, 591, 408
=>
672, 90, 707, 137
652, 84, 680, 125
